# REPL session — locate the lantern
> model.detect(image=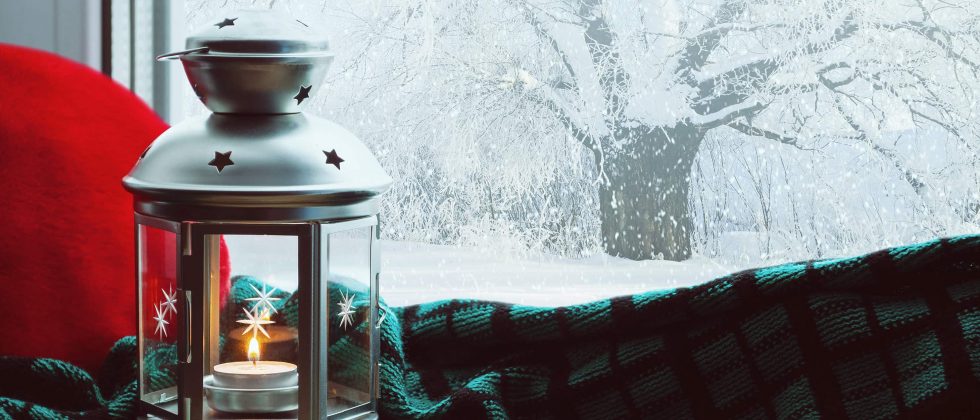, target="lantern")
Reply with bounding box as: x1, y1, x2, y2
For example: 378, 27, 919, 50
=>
124, 10, 390, 419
